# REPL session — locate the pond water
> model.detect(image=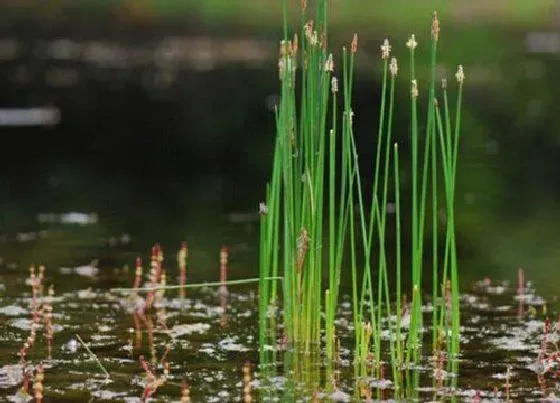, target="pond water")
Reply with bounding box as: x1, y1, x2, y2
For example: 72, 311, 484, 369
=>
0, 218, 559, 402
